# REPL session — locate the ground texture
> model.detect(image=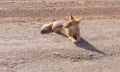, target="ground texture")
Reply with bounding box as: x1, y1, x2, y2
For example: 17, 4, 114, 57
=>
0, 0, 120, 72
